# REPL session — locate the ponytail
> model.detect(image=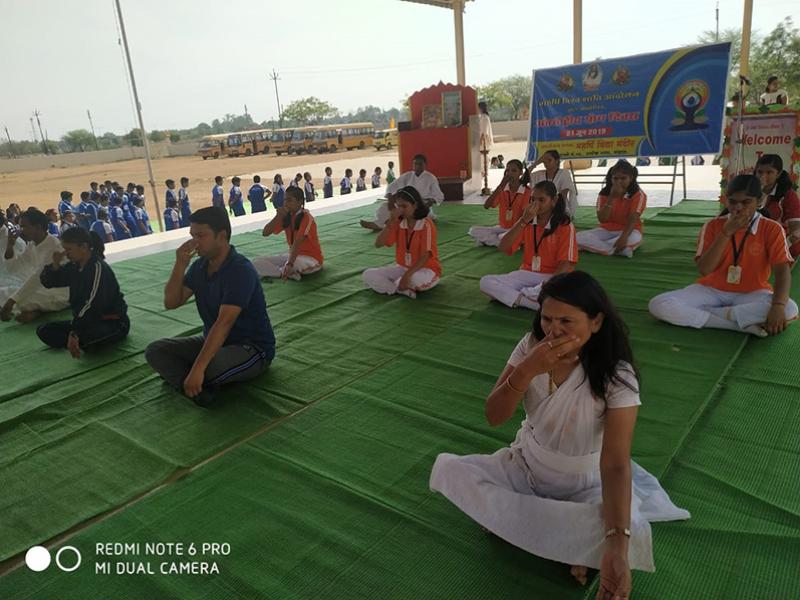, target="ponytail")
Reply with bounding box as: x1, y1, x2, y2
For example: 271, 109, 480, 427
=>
532, 180, 571, 239
61, 227, 106, 260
